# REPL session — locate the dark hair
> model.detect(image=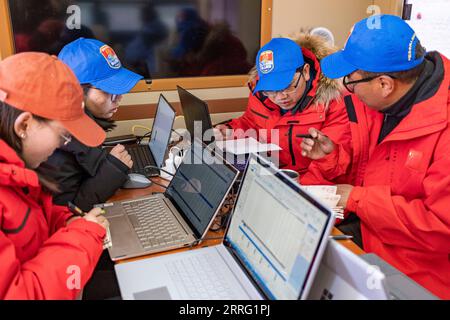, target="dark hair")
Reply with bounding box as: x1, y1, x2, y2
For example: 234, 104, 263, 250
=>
0, 101, 59, 192
0, 101, 49, 153
360, 41, 426, 83
81, 84, 91, 96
